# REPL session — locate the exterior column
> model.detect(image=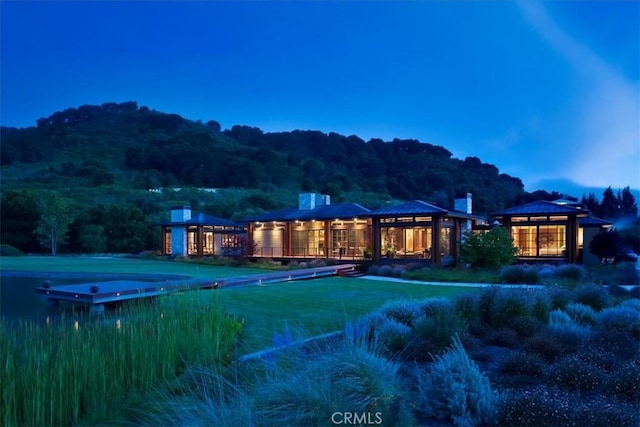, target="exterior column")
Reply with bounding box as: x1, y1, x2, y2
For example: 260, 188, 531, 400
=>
285, 223, 292, 257
325, 221, 331, 258
197, 226, 203, 257
432, 219, 442, 265
566, 216, 578, 263
372, 218, 381, 264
